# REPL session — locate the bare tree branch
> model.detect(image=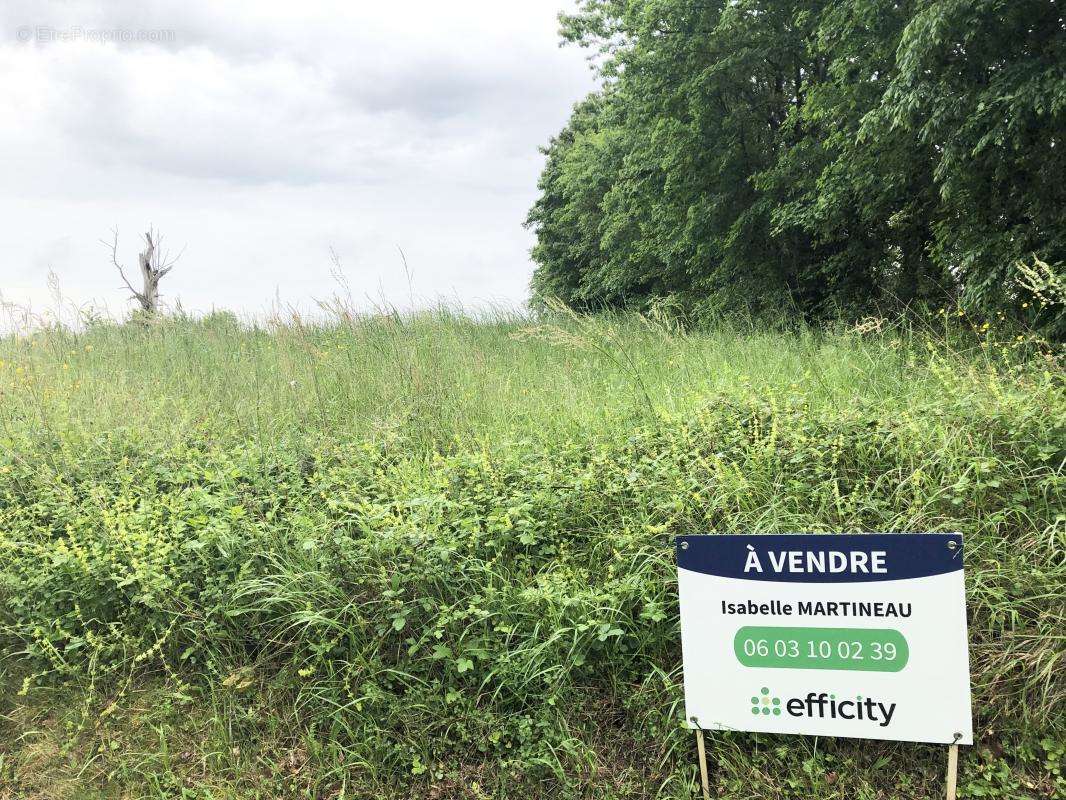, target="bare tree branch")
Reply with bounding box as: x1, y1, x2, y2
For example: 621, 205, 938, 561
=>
102, 228, 147, 304
102, 226, 181, 315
